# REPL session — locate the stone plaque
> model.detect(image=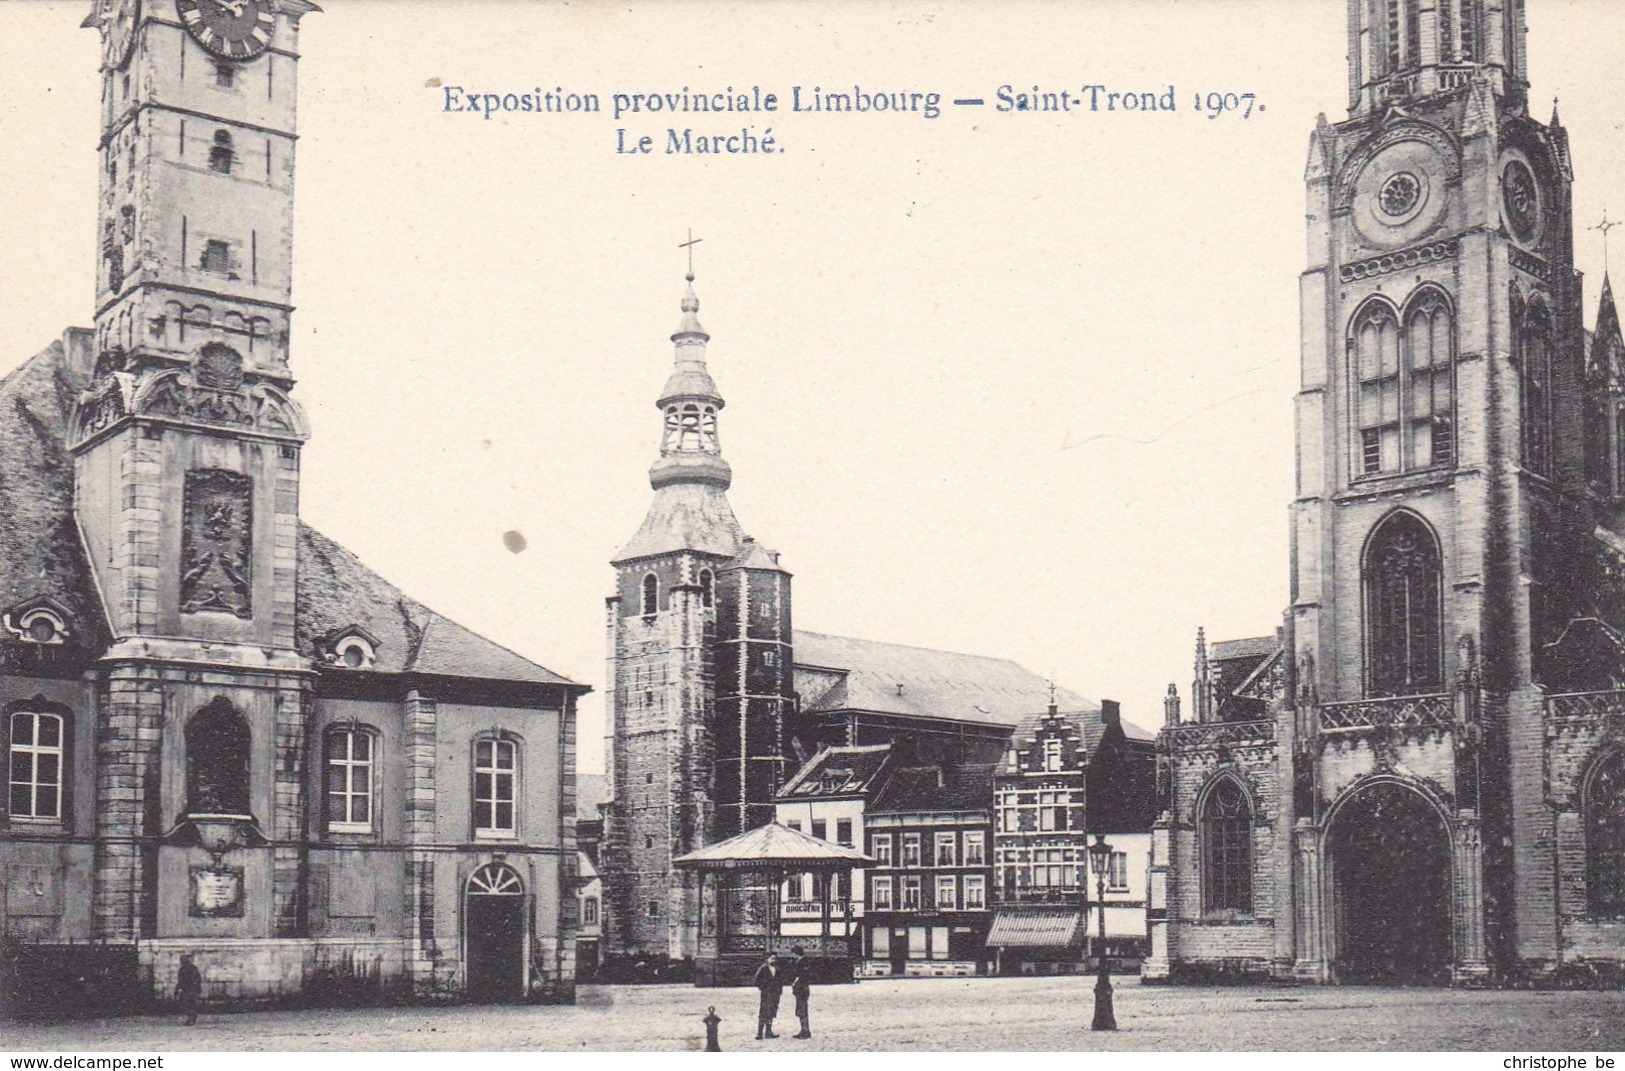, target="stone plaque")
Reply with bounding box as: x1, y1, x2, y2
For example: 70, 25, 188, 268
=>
190, 865, 245, 918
